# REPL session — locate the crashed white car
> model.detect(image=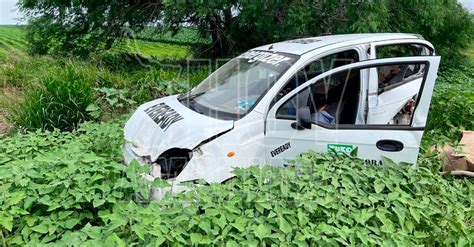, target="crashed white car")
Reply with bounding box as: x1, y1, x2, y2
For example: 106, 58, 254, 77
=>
123, 33, 440, 198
